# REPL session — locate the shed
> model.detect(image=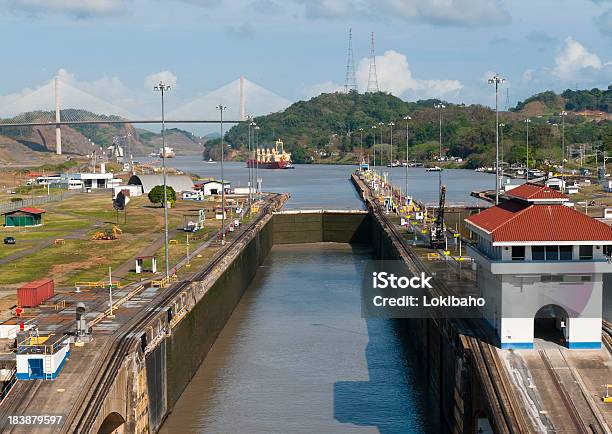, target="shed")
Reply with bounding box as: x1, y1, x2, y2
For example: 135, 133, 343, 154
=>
195, 180, 231, 196
128, 174, 194, 194
2, 207, 46, 227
